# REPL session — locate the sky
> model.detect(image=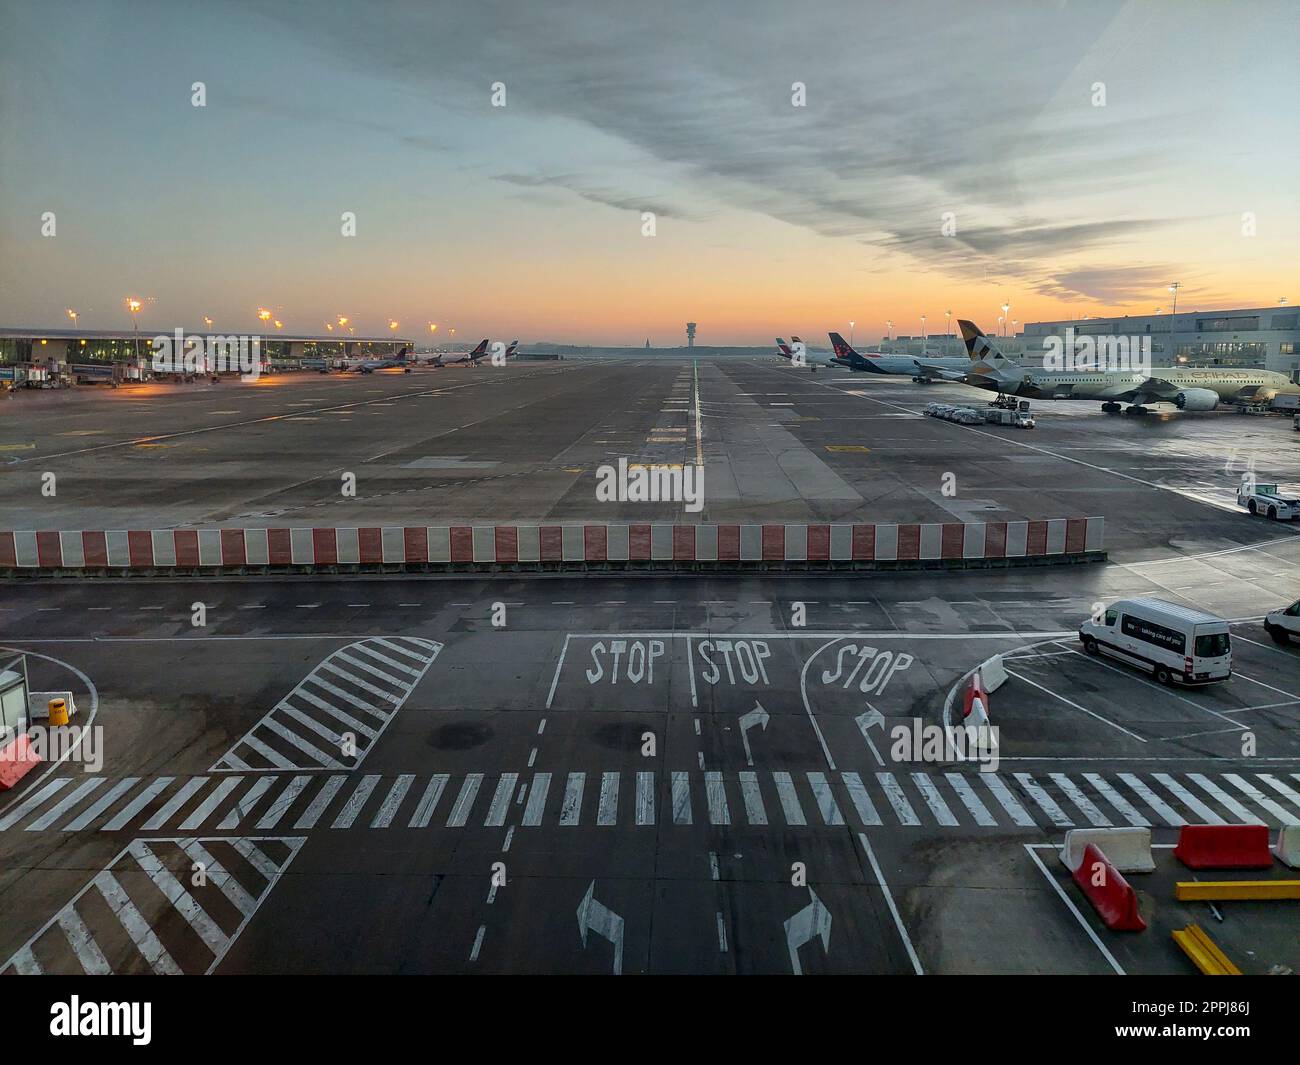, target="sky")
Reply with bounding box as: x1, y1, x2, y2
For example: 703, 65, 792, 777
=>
1, 0, 1297, 345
